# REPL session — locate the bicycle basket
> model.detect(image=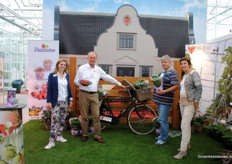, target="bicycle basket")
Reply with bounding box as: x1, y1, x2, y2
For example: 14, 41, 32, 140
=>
131, 88, 151, 101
